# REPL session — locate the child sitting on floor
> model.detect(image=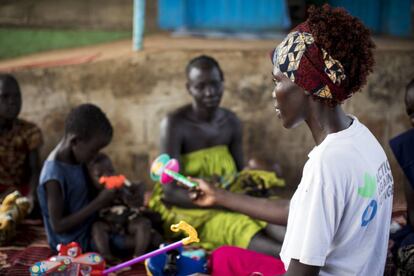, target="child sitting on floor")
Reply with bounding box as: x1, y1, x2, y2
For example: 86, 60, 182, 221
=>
37, 103, 116, 253
389, 78, 414, 274
0, 74, 43, 215
88, 153, 162, 262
